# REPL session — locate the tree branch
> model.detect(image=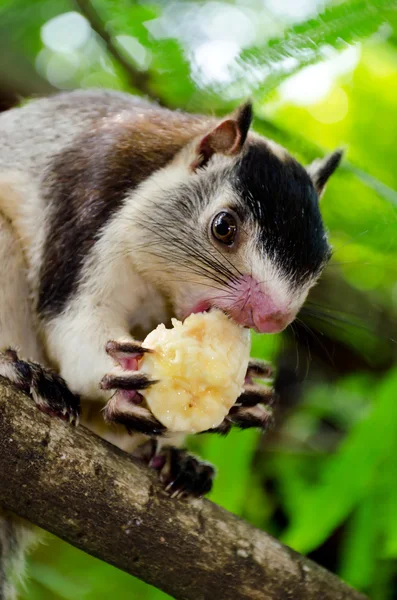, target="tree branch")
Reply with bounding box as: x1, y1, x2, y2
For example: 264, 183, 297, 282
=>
73, 0, 166, 105
0, 381, 367, 600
